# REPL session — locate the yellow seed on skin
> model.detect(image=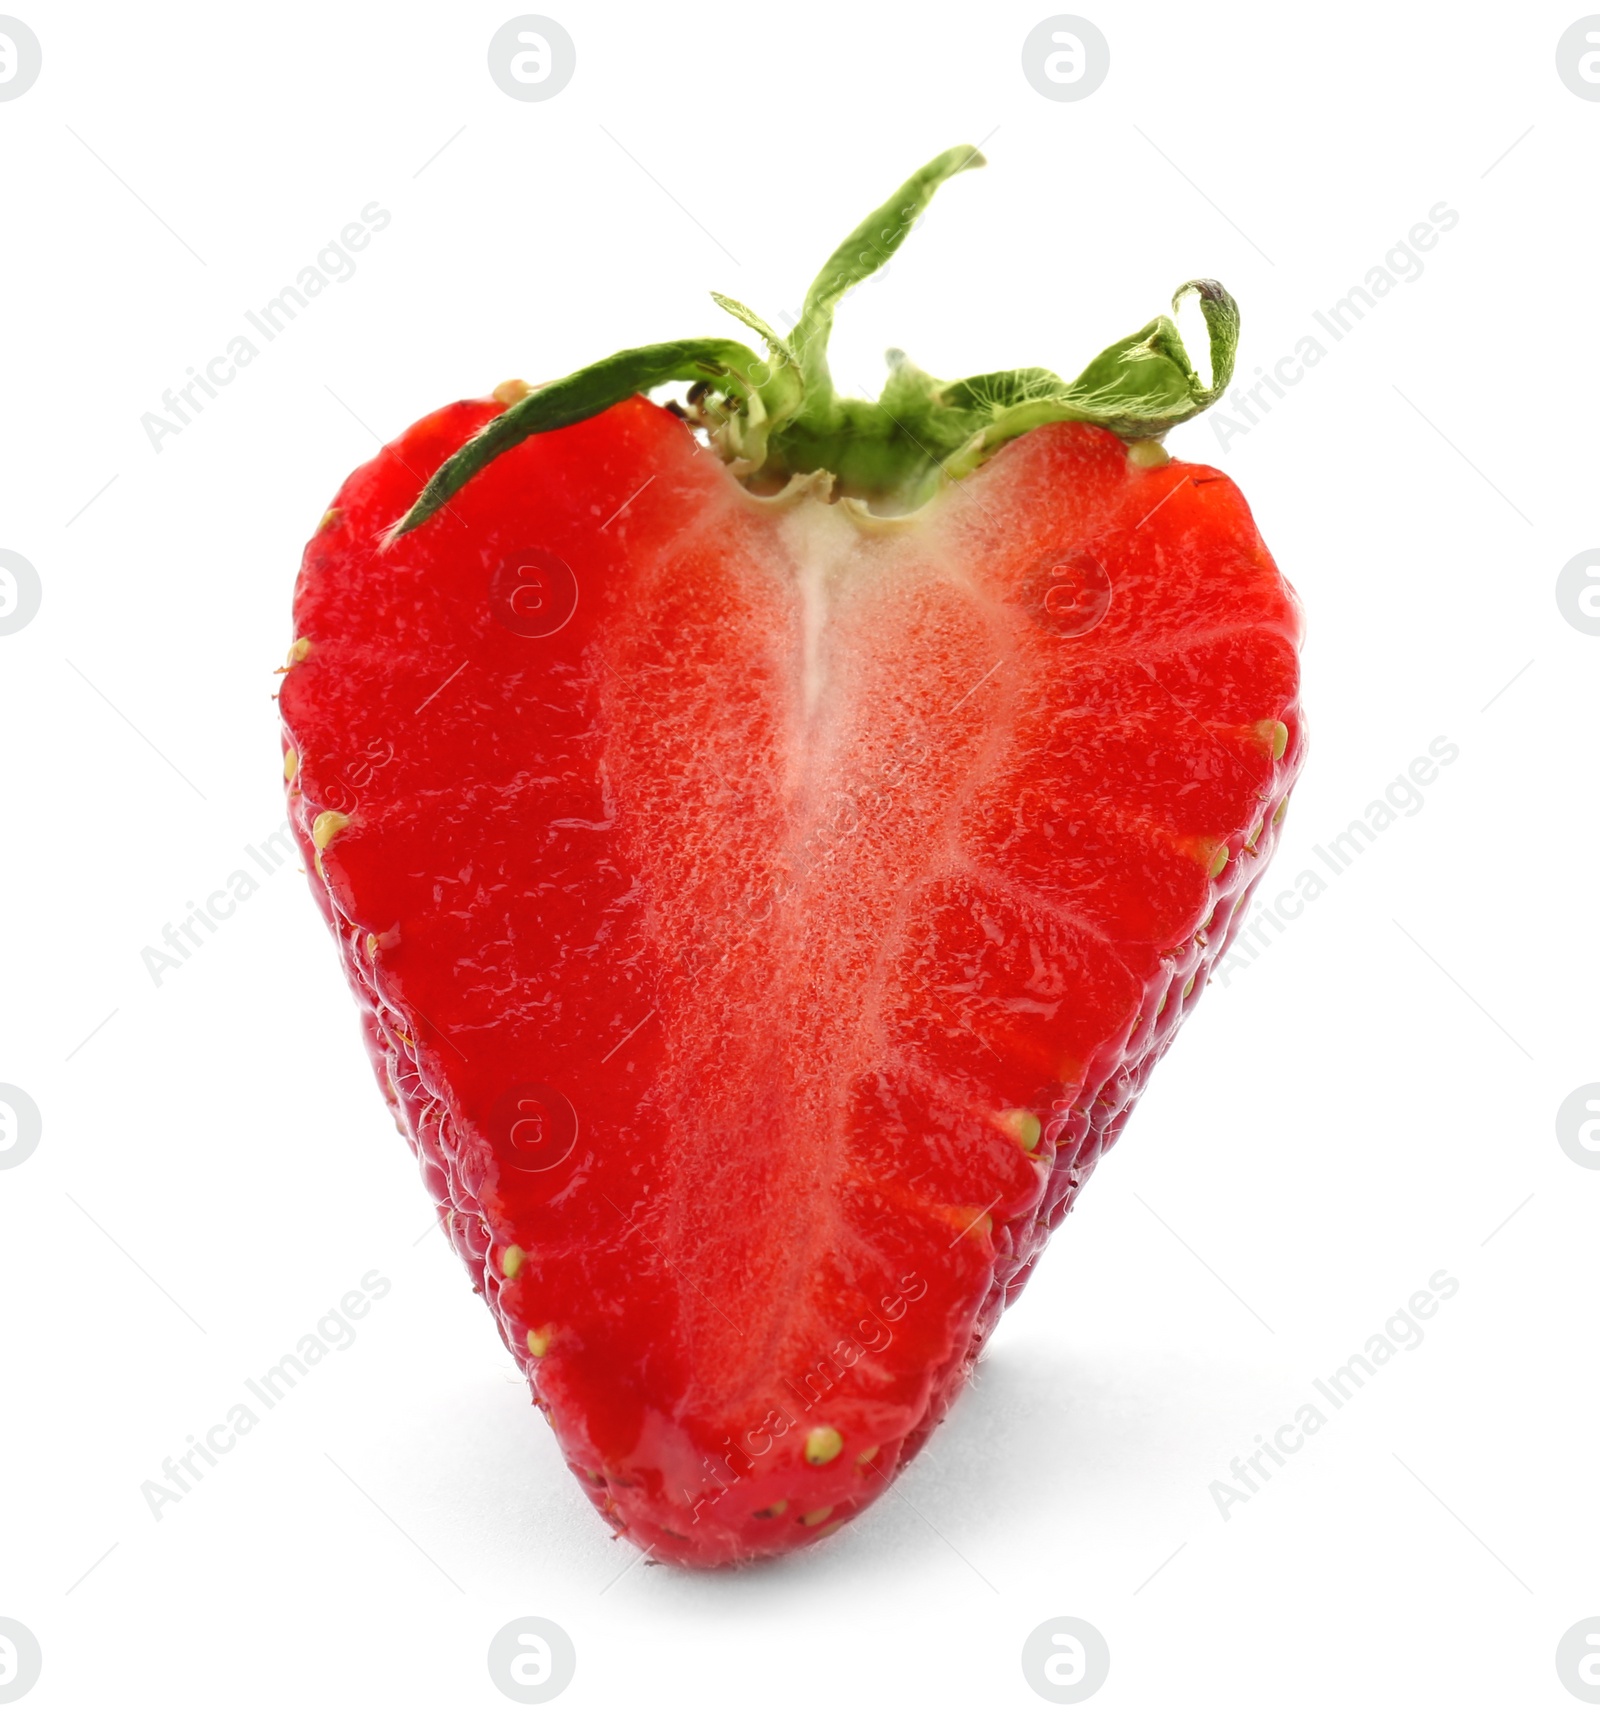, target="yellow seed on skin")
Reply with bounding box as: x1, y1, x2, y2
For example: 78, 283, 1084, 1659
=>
1126, 438, 1170, 469
1182, 975, 1196, 1000
283, 748, 298, 782
1253, 717, 1289, 759
318, 508, 341, 532
502, 1245, 526, 1279
365, 933, 379, 957
801, 1505, 833, 1527
493, 378, 533, 405
752, 1499, 787, 1519
526, 1326, 552, 1358
288, 637, 311, 664
855, 1446, 880, 1467
1273, 797, 1289, 826
995, 1108, 1042, 1153
1248, 819, 1264, 847
1208, 844, 1229, 879
311, 810, 350, 851
804, 1426, 843, 1465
